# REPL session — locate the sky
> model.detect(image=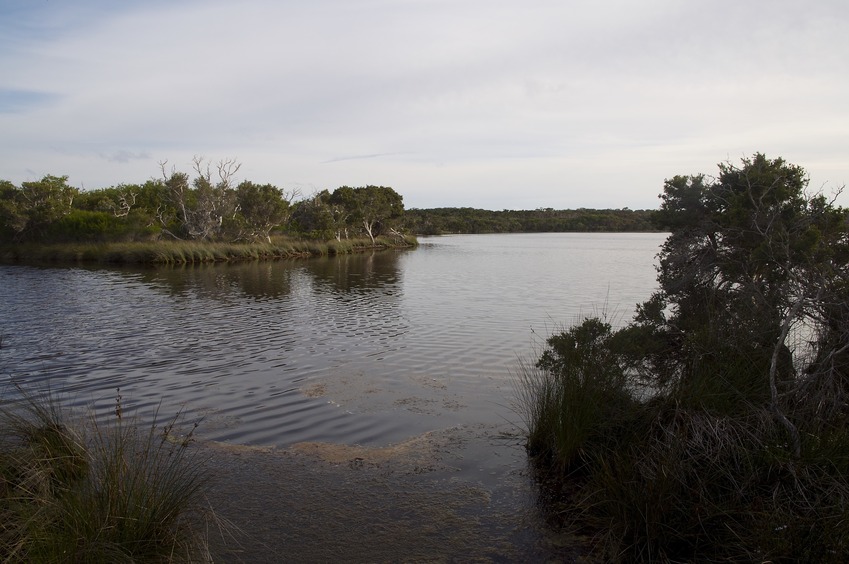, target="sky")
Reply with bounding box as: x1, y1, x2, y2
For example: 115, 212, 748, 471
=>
1, 0, 847, 210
